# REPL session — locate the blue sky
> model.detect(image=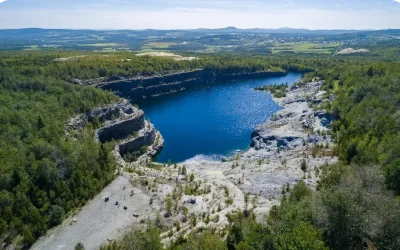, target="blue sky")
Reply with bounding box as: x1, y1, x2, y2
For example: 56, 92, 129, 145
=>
0, 0, 399, 29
